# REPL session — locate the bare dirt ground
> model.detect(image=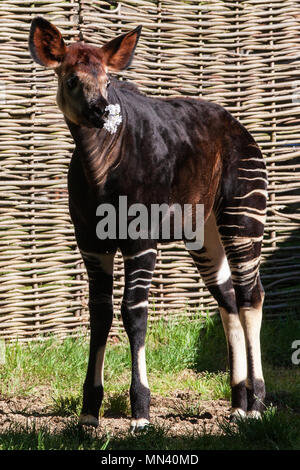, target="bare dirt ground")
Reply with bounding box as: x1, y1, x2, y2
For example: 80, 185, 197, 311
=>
0, 388, 230, 438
